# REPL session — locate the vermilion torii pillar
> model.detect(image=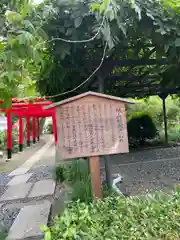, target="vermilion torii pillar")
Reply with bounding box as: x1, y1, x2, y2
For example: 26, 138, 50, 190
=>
52, 112, 57, 144
32, 117, 36, 144
37, 117, 40, 141
26, 116, 30, 147
7, 110, 12, 159
19, 115, 23, 152
0, 98, 56, 159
